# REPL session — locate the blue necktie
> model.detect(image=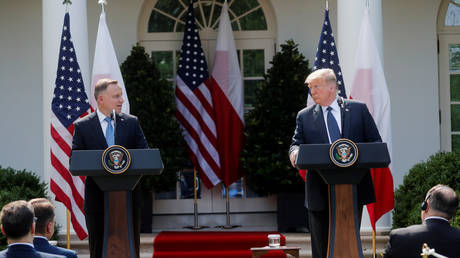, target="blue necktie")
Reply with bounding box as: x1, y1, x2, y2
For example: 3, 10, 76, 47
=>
104, 117, 114, 146
326, 106, 341, 143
